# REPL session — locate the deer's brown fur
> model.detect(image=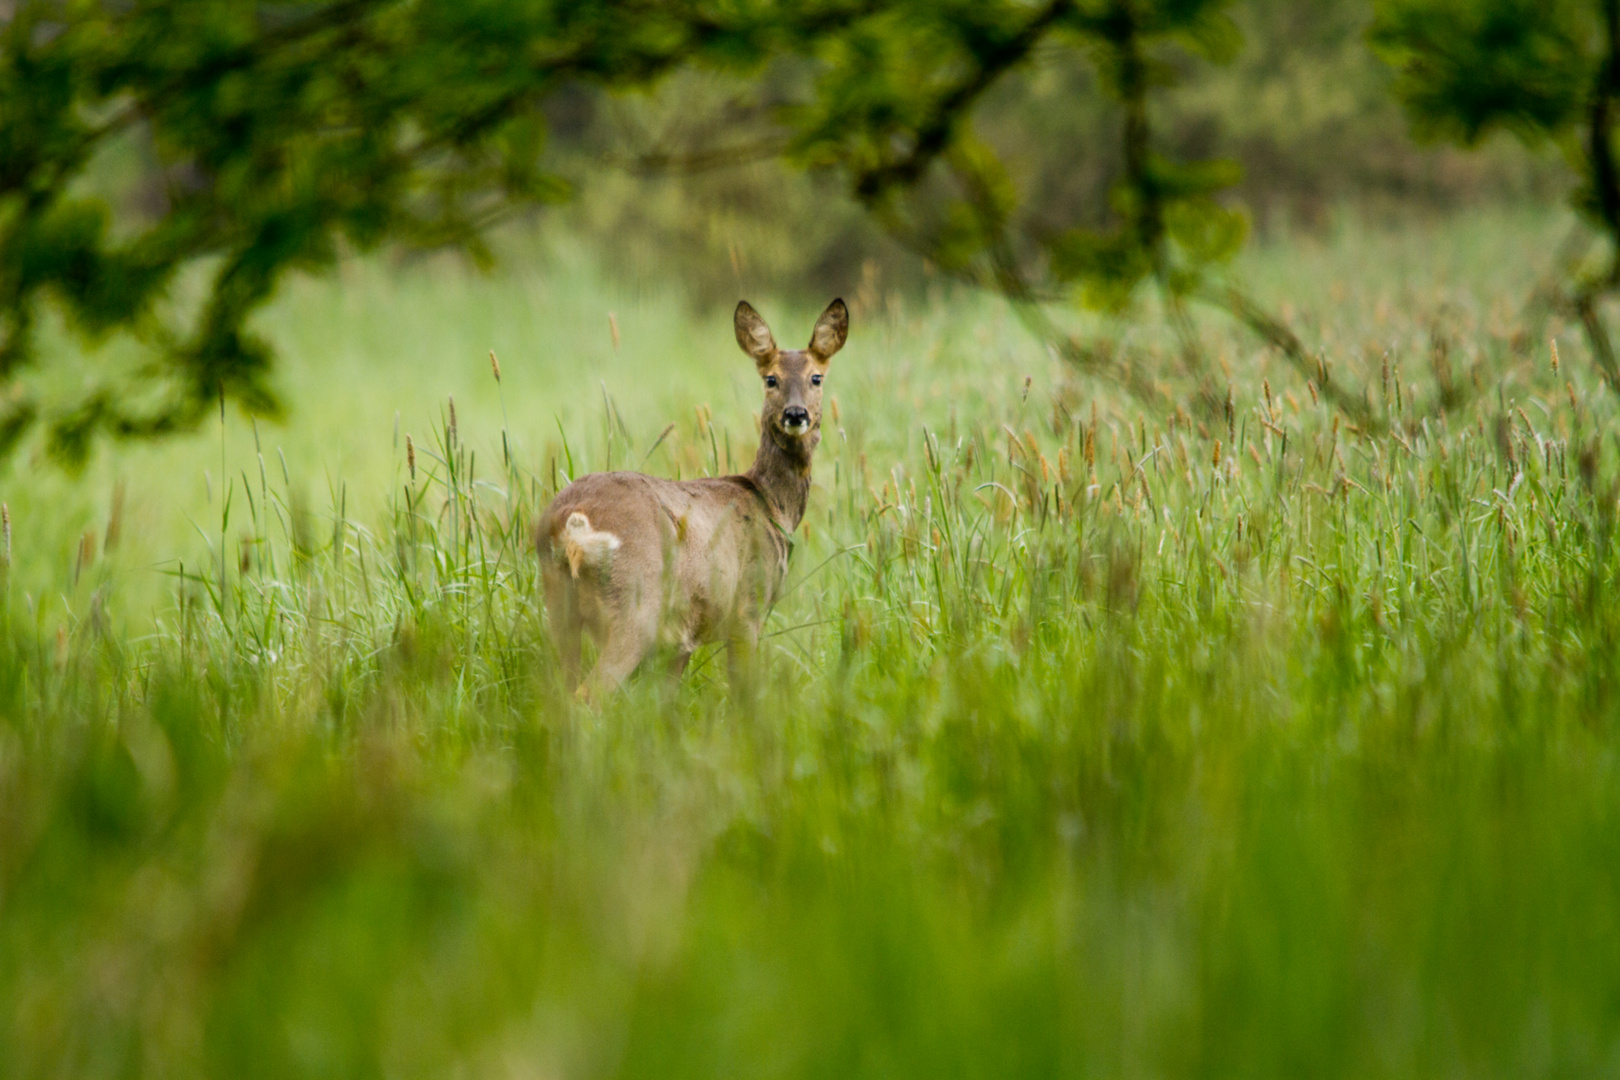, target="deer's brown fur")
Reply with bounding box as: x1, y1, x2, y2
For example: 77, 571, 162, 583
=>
537, 299, 848, 698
